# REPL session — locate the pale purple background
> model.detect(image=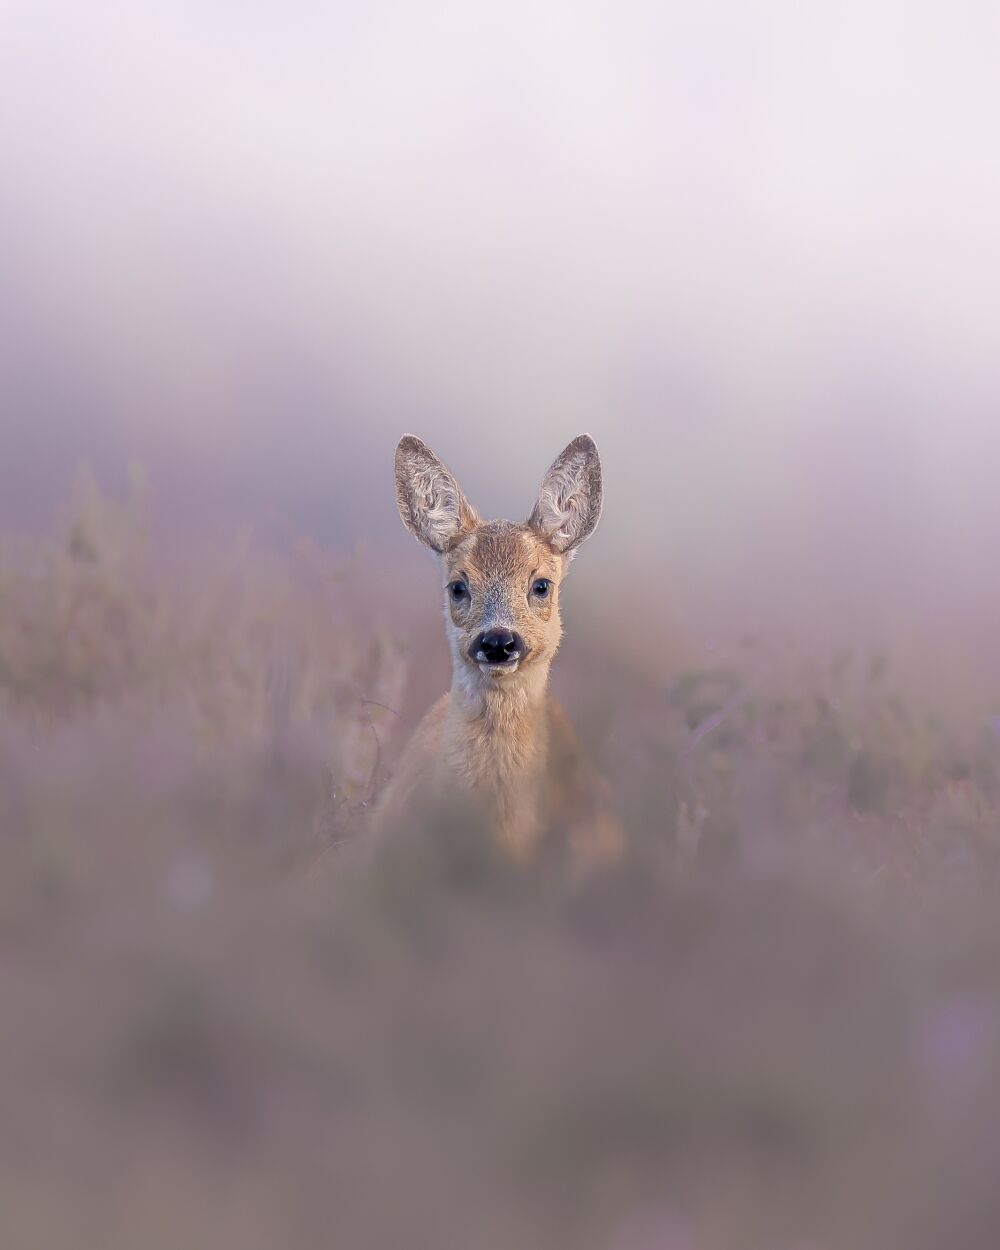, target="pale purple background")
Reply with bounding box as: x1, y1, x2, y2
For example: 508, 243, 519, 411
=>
2, 1, 998, 638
